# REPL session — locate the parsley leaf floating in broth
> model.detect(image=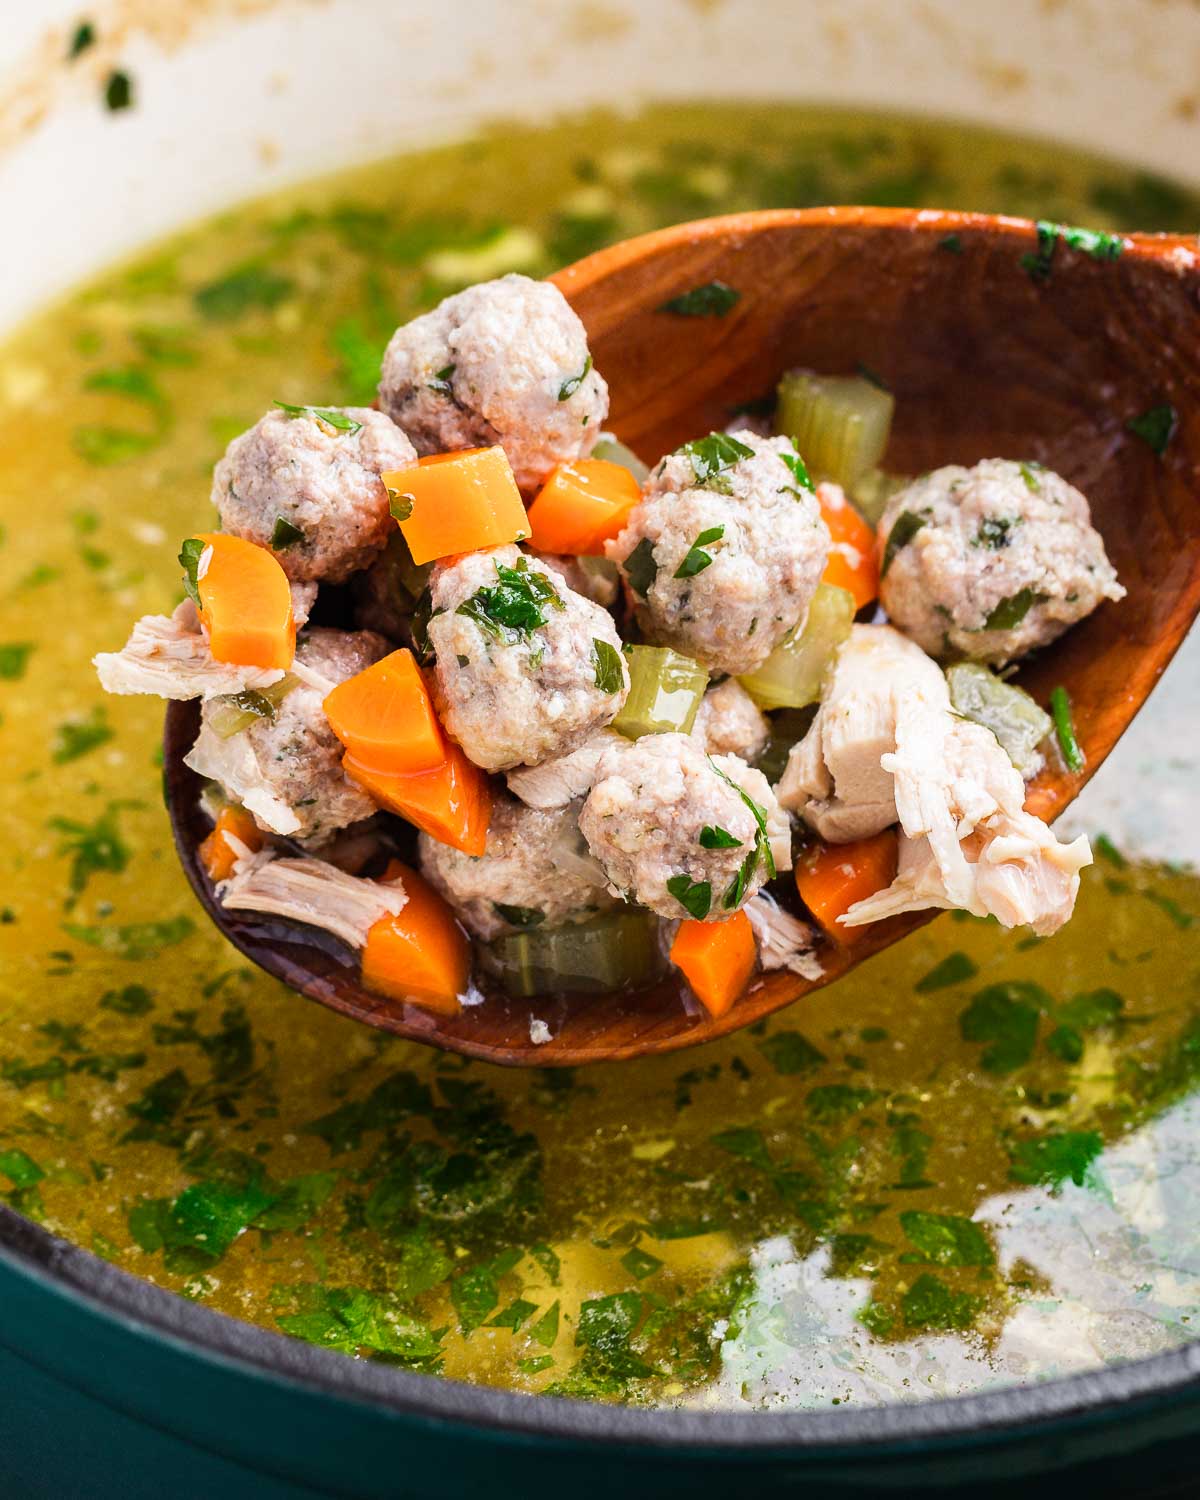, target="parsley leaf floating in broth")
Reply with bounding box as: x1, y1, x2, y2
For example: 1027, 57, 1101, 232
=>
195, 262, 294, 321
0, 642, 34, 680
